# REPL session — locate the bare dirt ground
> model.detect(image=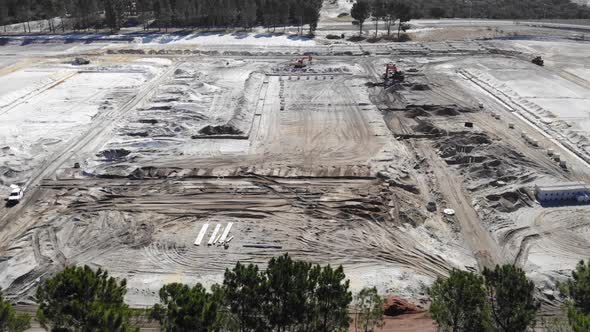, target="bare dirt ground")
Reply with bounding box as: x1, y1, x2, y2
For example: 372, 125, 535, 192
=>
1, 16, 590, 329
